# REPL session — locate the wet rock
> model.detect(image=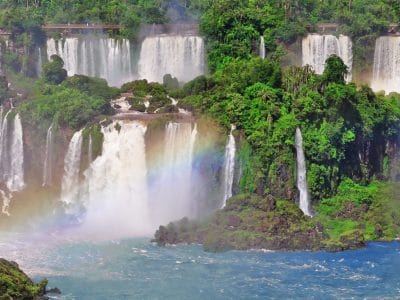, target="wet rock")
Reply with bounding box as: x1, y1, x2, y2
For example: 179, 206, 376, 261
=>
47, 287, 61, 294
